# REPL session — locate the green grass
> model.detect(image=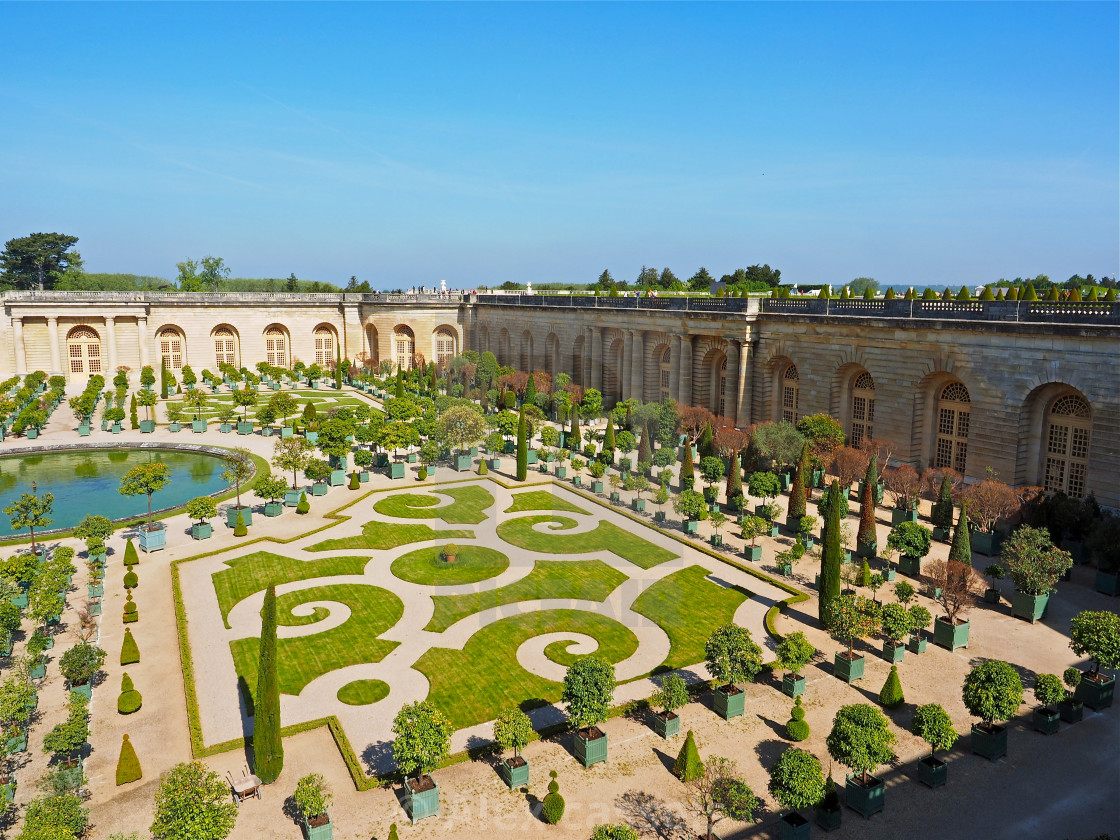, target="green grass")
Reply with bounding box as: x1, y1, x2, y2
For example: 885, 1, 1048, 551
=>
414, 609, 639, 729
426, 559, 627, 632
232, 583, 403, 698
505, 490, 589, 515
167, 389, 375, 422
631, 564, 753, 672
372, 485, 493, 524
392, 545, 510, 586
337, 679, 390, 706
307, 521, 474, 552
496, 515, 678, 570
212, 551, 372, 628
